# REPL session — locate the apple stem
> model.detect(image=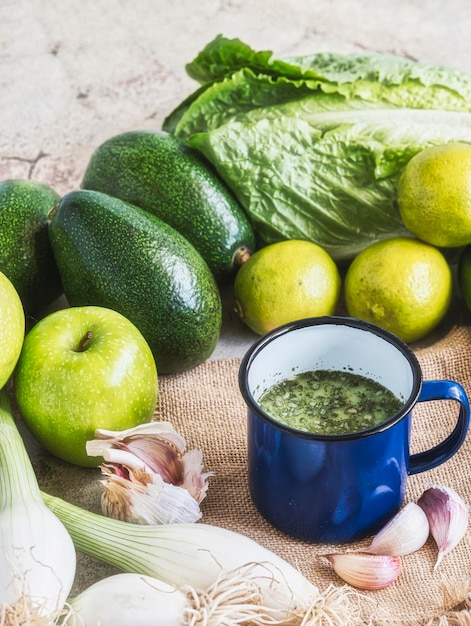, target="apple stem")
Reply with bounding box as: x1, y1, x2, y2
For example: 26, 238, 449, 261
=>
77, 330, 94, 352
